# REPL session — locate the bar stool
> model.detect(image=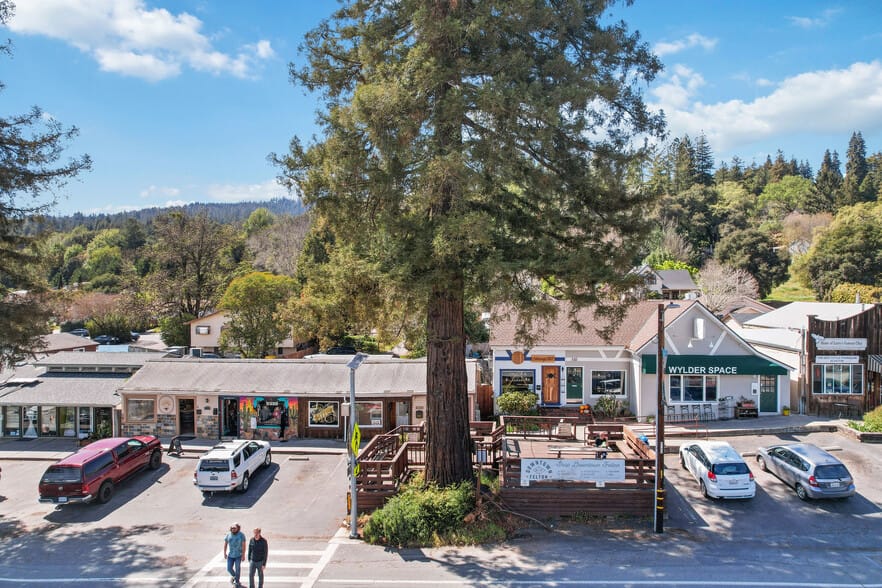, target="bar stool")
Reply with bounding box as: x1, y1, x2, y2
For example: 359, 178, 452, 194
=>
666, 404, 677, 422
690, 404, 701, 421
679, 405, 691, 421
702, 404, 714, 421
